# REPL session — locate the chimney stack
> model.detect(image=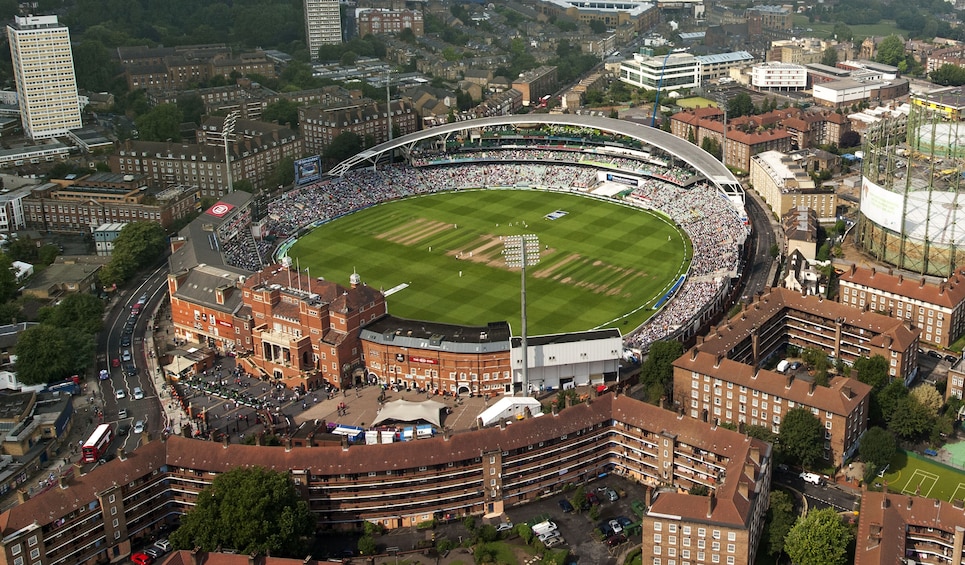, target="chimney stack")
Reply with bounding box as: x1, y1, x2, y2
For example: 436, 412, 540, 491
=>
248, 554, 257, 565
691, 347, 698, 361
16, 489, 28, 504
809, 381, 816, 395
785, 373, 793, 388
191, 548, 202, 565
645, 486, 653, 507
285, 438, 293, 452
707, 493, 716, 517
341, 436, 349, 451
223, 434, 230, 449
